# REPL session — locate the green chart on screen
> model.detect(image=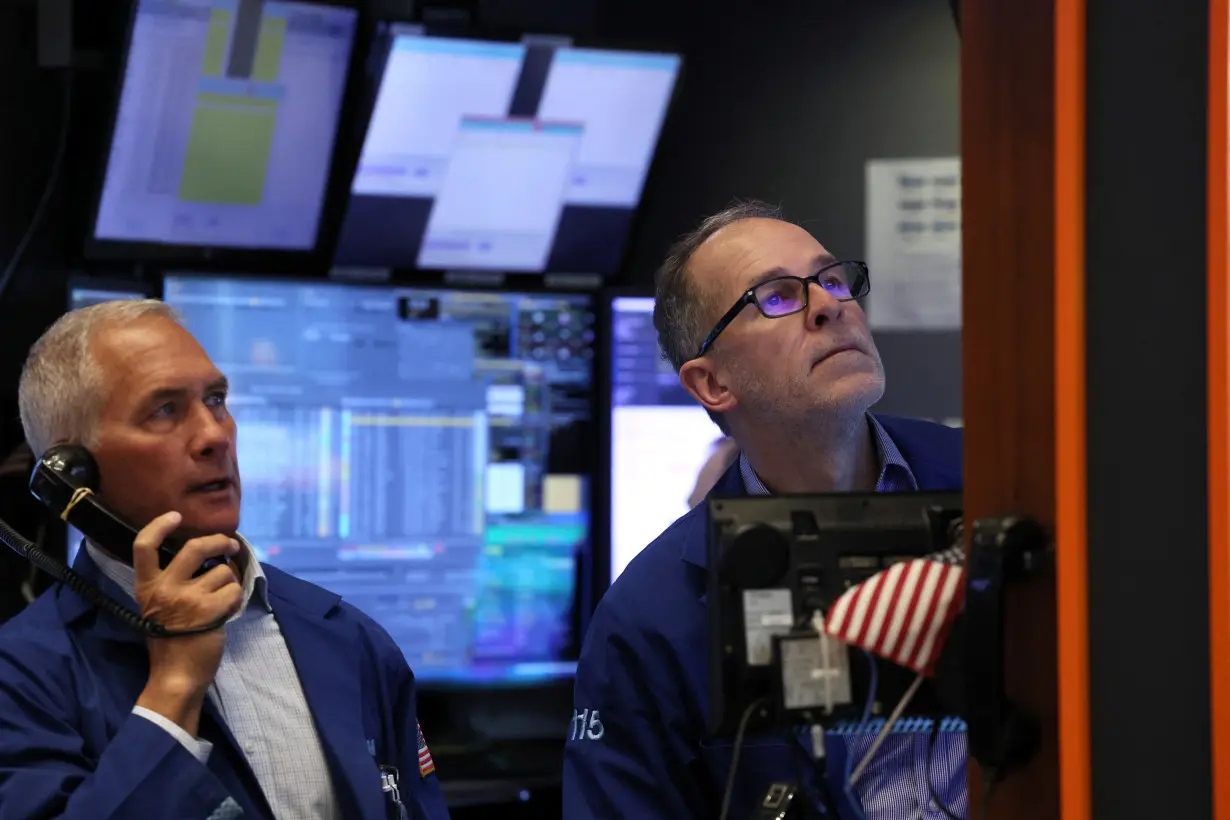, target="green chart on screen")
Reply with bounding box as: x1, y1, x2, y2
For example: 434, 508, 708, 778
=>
179, 7, 287, 206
